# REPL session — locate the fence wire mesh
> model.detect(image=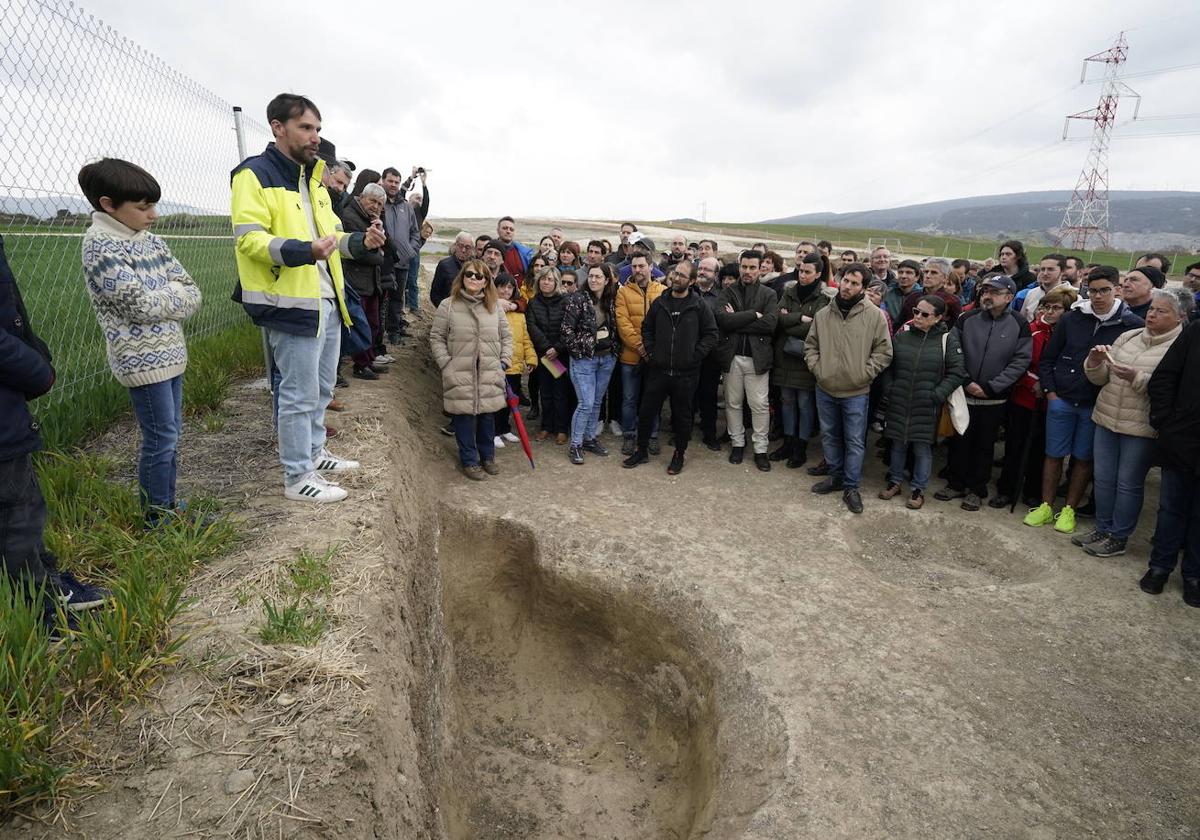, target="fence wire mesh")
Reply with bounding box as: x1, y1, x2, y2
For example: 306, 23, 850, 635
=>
0, 0, 272, 422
